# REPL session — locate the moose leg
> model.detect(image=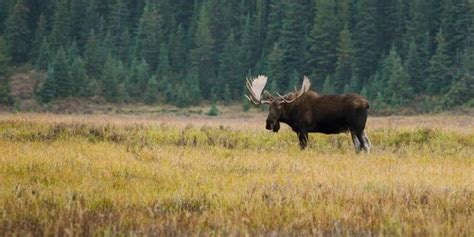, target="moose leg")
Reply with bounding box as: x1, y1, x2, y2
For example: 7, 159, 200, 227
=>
298, 132, 309, 150
350, 130, 362, 154
361, 131, 371, 153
